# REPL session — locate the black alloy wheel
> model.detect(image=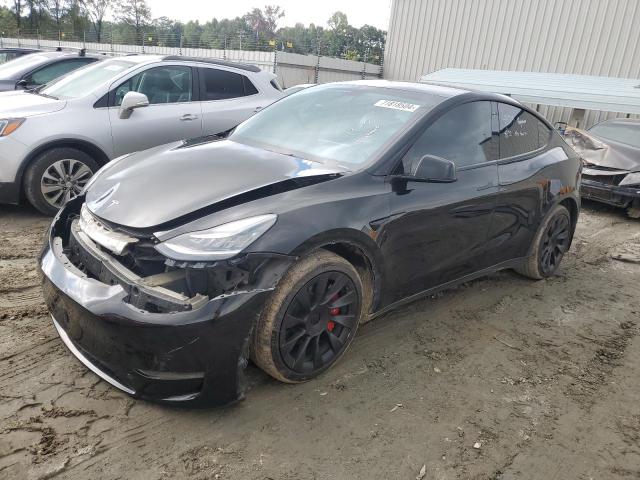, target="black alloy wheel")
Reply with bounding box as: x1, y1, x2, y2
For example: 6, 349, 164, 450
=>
279, 271, 359, 375
538, 214, 570, 276
515, 204, 572, 280
252, 250, 366, 383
